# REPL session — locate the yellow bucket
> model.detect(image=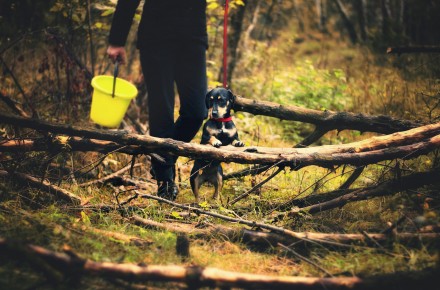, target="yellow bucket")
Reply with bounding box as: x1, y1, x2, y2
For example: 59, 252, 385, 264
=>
90, 75, 138, 128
